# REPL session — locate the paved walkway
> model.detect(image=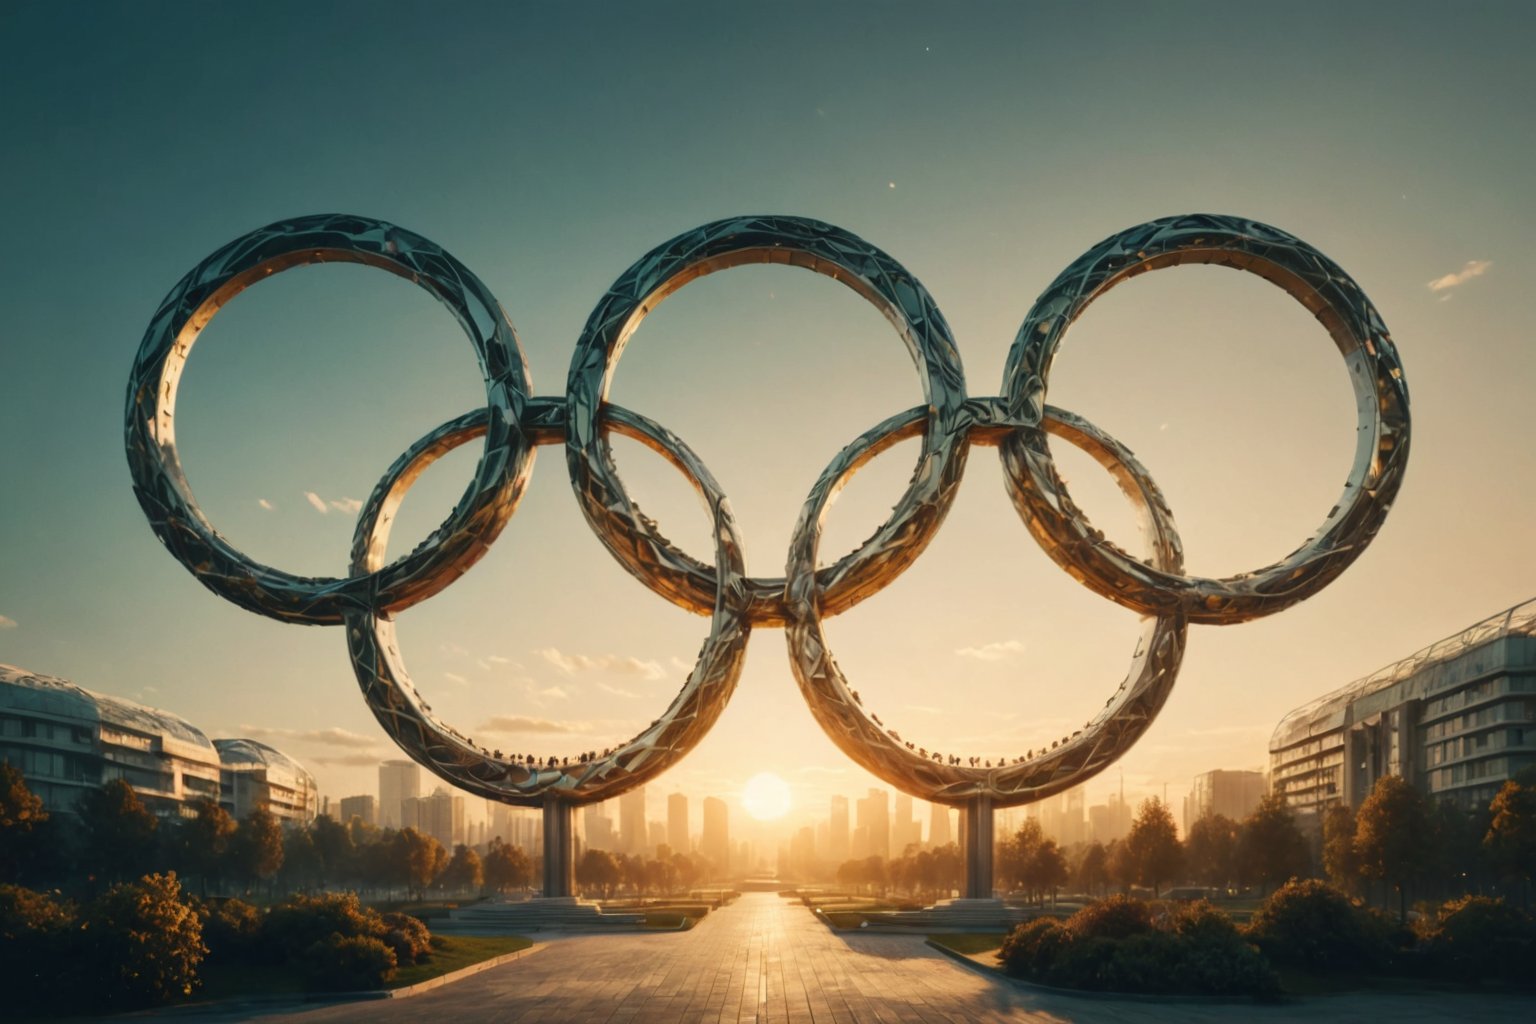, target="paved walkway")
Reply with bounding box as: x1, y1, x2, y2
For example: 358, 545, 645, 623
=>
155, 893, 1532, 1023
